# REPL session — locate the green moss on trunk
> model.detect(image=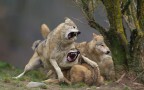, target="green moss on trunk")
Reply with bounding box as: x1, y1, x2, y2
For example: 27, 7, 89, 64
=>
137, 0, 144, 31
107, 31, 127, 66
103, 0, 129, 67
